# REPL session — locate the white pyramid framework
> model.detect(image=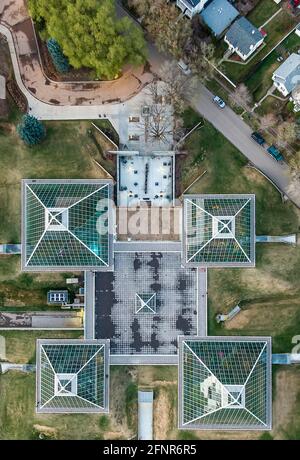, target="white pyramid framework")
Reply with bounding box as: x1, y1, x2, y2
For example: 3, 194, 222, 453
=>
22, 179, 112, 271
135, 293, 157, 313
36, 339, 109, 413
179, 337, 272, 430
183, 194, 255, 267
